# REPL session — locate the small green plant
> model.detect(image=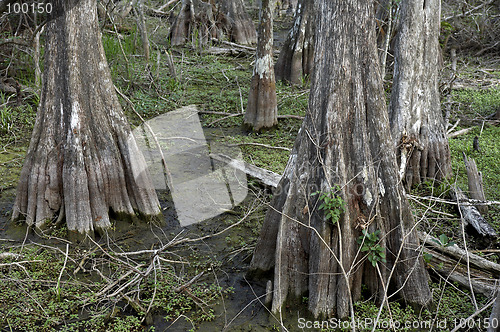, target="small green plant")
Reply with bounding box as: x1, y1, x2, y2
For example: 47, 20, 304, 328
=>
357, 230, 386, 267
311, 185, 345, 224
433, 234, 455, 247
423, 252, 433, 263
0, 105, 13, 134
